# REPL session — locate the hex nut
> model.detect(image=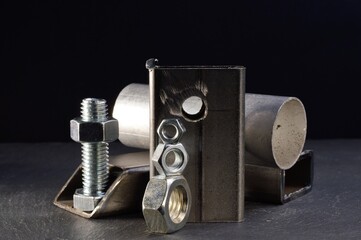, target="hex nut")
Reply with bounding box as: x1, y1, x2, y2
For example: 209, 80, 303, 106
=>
152, 143, 188, 176
142, 176, 191, 234
73, 188, 102, 212
157, 119, 186, 144
70, 117, 119, 143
